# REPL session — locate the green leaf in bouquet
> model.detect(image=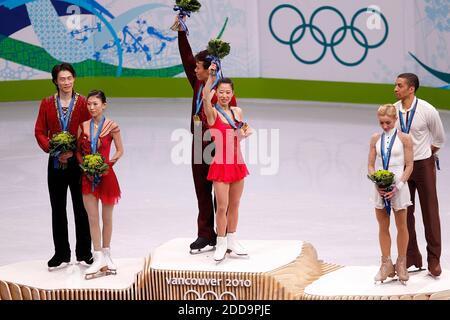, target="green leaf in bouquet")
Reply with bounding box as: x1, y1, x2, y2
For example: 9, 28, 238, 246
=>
49, 131, 76, 155
368, 169, 395, 188
81, 153, 109, 176
207, 38, 231, 60
176, 0, 201, 13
